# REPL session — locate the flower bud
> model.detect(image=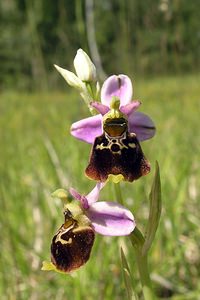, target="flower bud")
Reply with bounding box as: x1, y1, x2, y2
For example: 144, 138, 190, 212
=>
73, 49, 96, 82
54, 64, 85, 91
